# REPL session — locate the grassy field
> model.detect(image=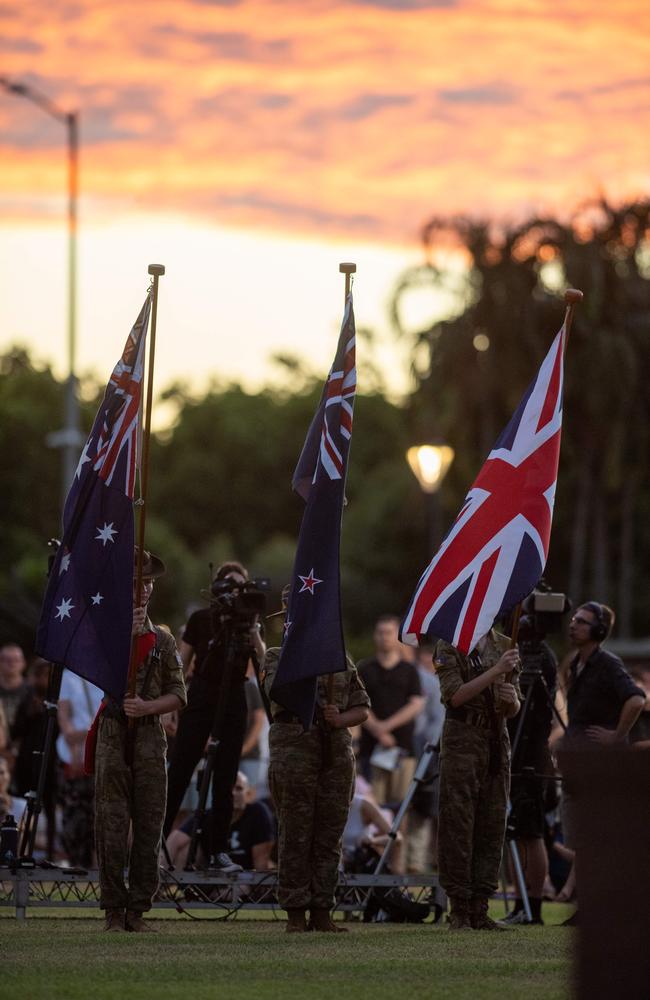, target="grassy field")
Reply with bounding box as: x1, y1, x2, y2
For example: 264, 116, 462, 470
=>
2, 906, 574, 1000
